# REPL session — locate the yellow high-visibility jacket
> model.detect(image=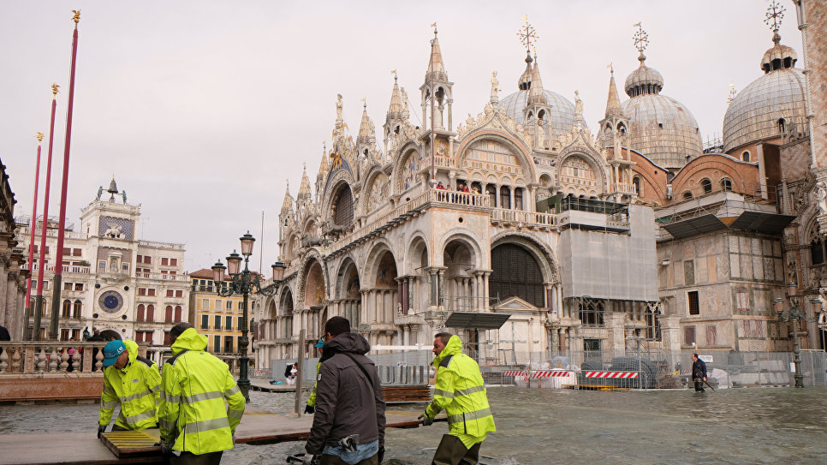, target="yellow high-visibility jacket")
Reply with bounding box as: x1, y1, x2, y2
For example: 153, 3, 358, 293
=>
425, 335, 496, 447
307, 361, 322, 408
99, 340, 161, 430
158, 328, 246, 455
